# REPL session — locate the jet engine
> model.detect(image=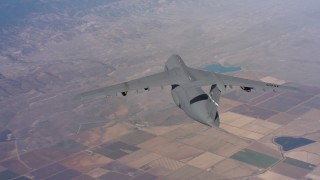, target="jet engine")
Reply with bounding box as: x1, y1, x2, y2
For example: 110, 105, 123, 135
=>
241, 86, 253, 92
171, 84, 181, 108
